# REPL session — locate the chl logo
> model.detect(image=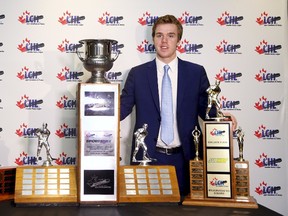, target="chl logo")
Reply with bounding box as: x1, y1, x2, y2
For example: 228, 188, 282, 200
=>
98, 11, 124, 26
178, 11, 203, 26
18, 10, 44, 25
255, 181, 282, 196
137, 40, 155, 53
256, 12, 281, 26
255, 153, 282, 168
58, 11, 85, 25
138, 12, 158, 26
